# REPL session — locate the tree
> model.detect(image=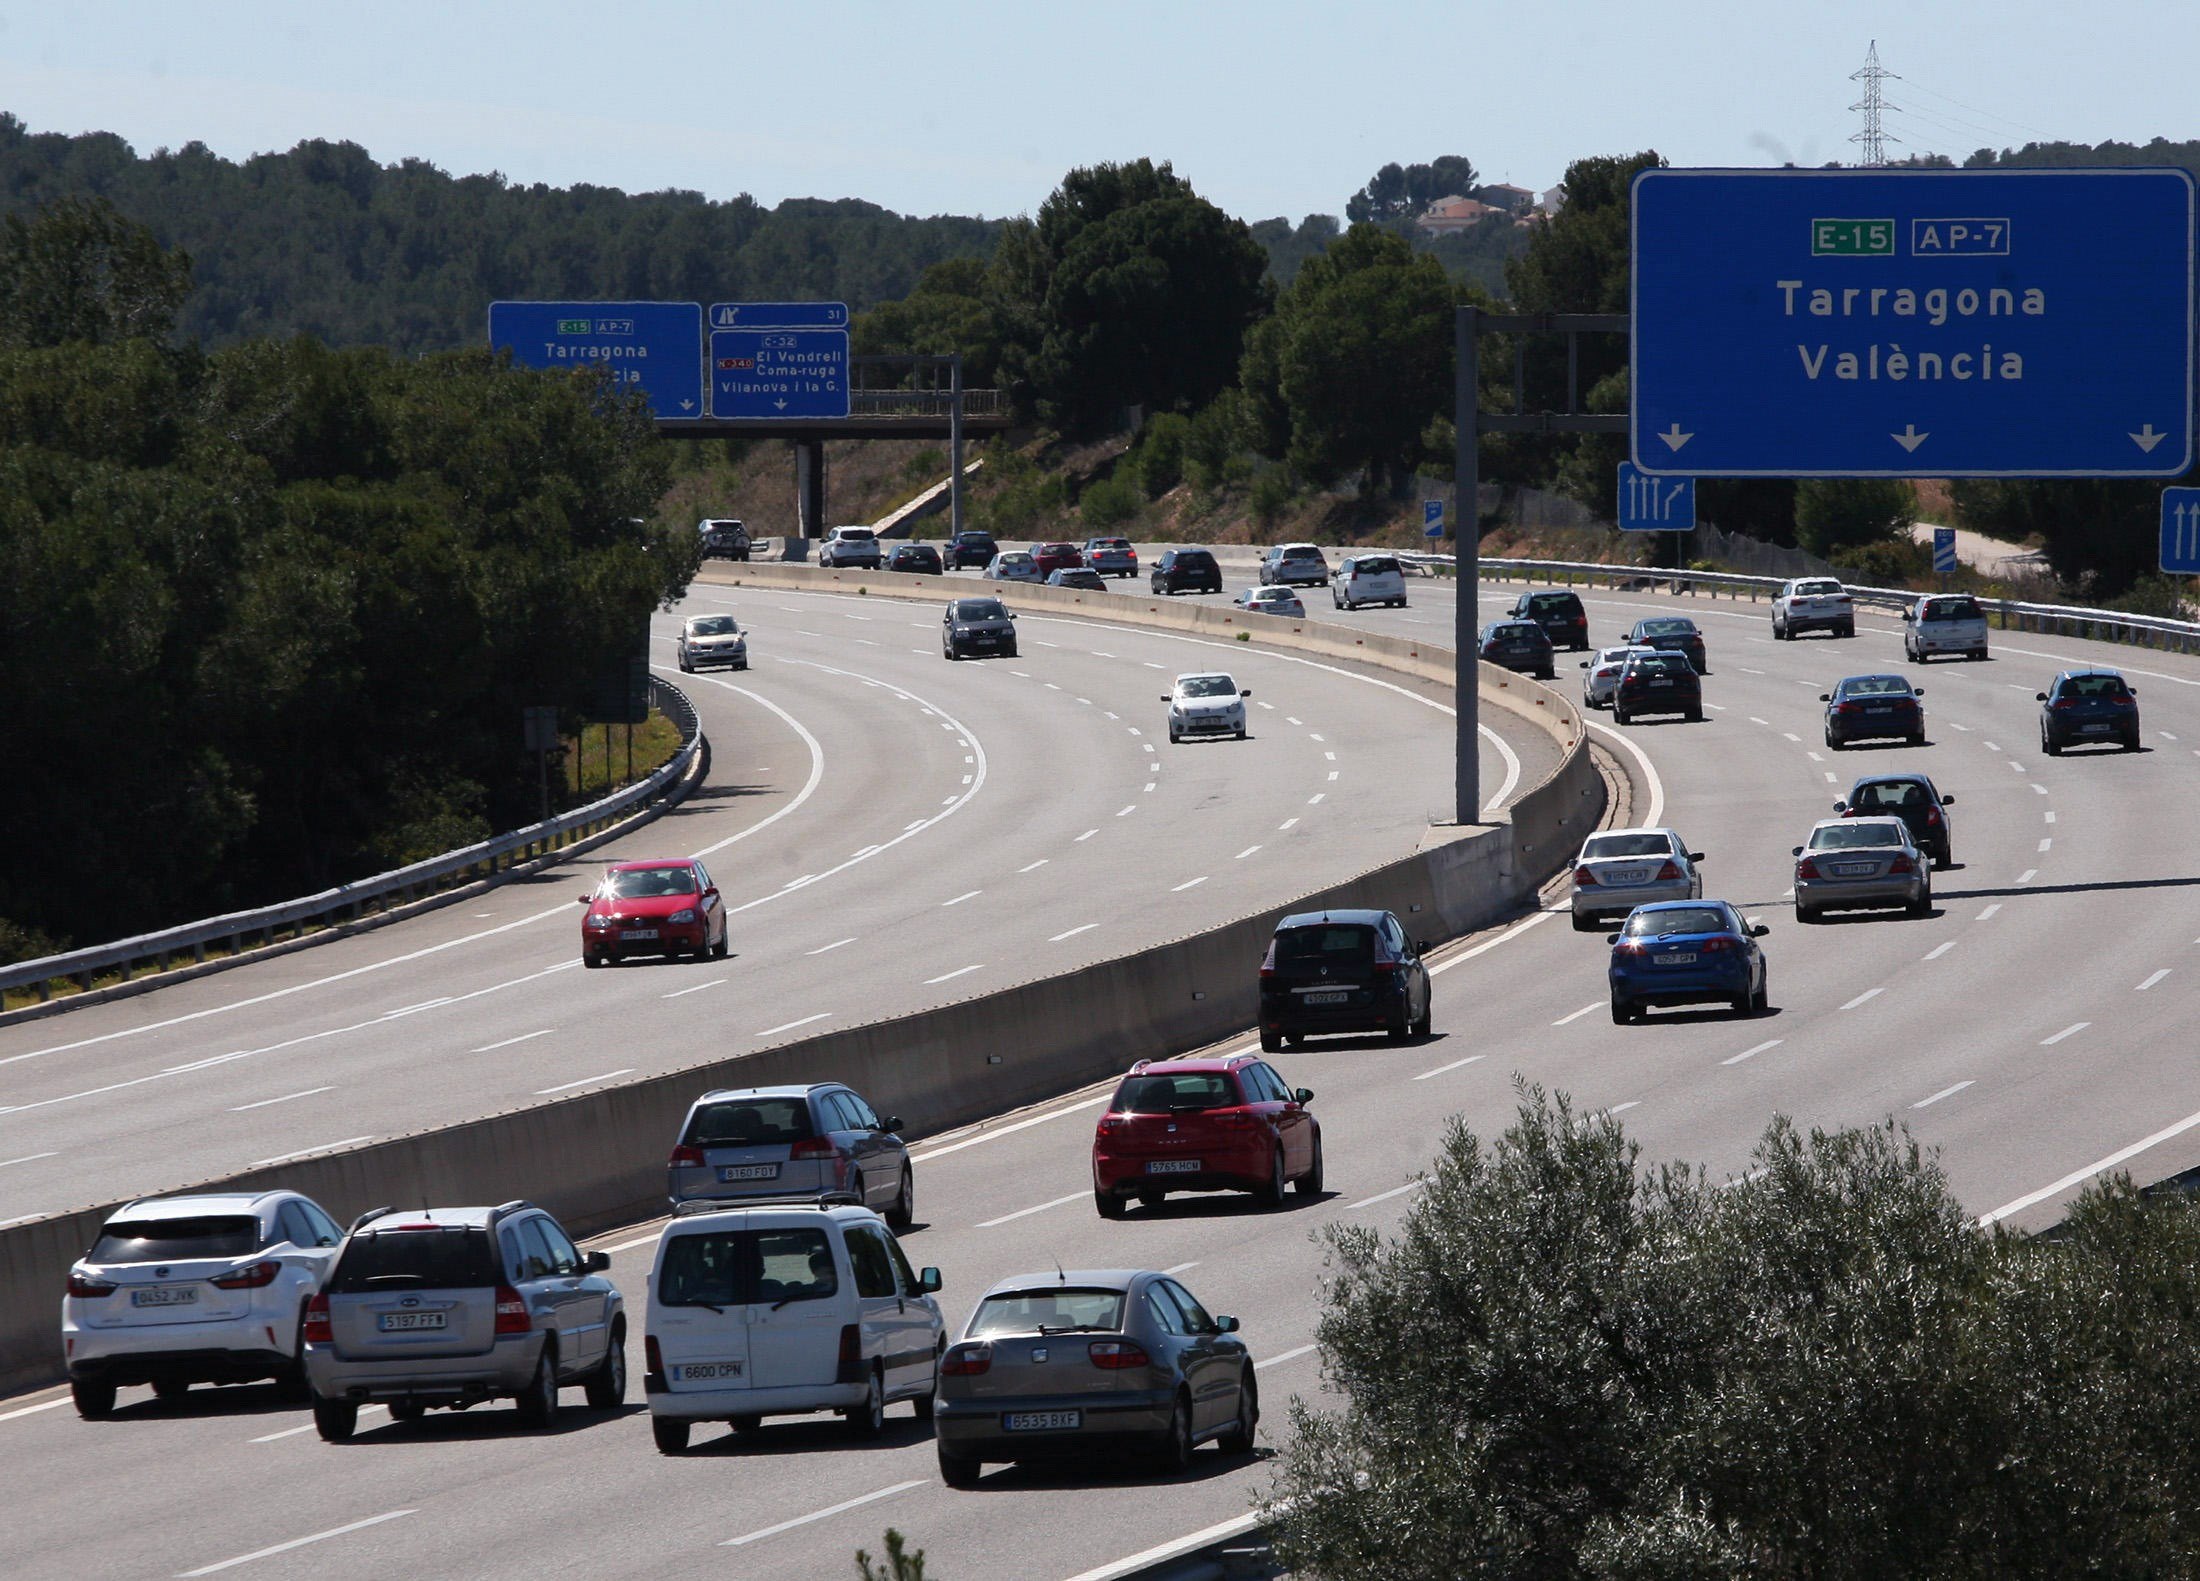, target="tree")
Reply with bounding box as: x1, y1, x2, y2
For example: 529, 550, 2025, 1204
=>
1346, 155, 1480, 224
1793, 477, 1914, 560
1951, 475, 2191, 600
0, 193, 191, 347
